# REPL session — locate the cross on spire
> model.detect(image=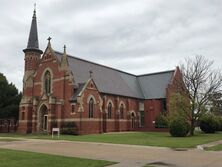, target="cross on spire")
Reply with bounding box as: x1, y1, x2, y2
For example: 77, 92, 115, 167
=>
34, 3, 36, 11
33, 3, 36, 18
